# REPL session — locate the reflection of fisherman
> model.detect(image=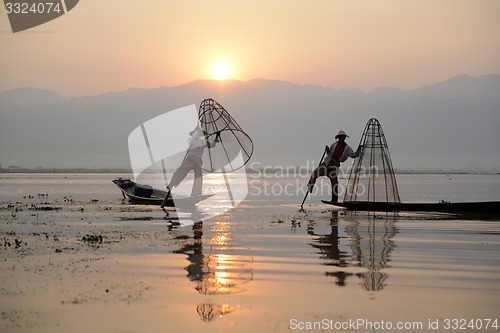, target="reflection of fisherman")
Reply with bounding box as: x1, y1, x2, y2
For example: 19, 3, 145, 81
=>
168, 126, 220, 196
308, 130, 362, 203
308, 212, 351, 286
